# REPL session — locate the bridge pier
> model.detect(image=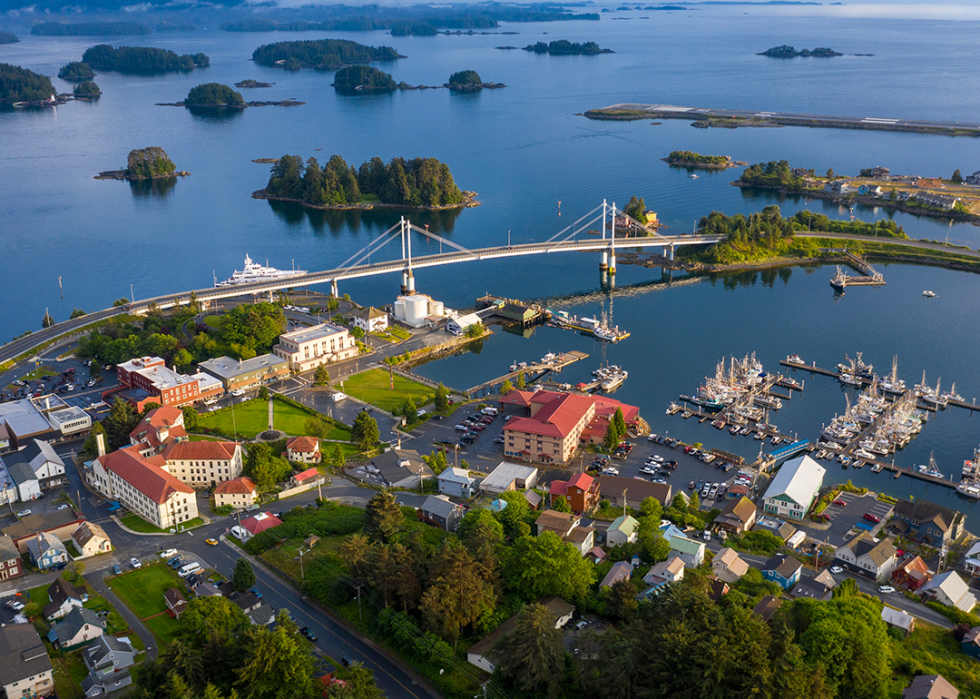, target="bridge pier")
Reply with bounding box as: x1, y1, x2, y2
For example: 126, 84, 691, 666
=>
608, 250, 616, 275
330, 280, 339, 298
599, 250, 608, 272
667, 244, 674, 262
401, 270, 415, 295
